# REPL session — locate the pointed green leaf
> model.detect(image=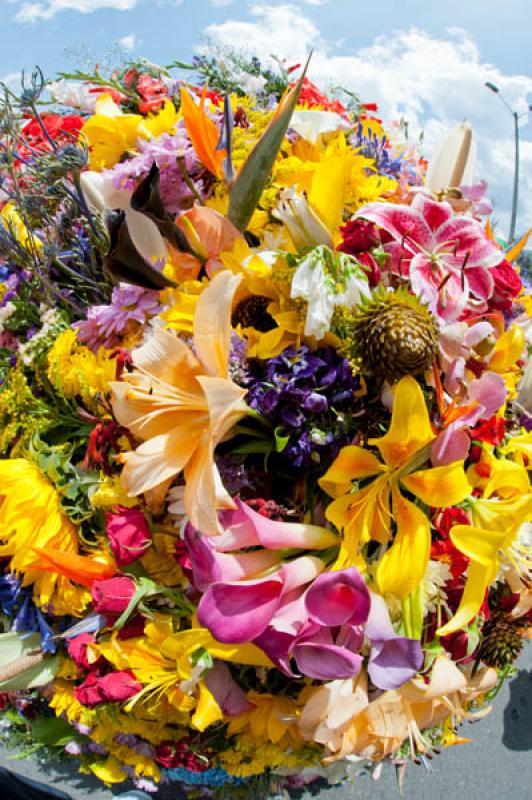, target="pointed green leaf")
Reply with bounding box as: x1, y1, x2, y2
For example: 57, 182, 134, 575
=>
228, 54, 312, 232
